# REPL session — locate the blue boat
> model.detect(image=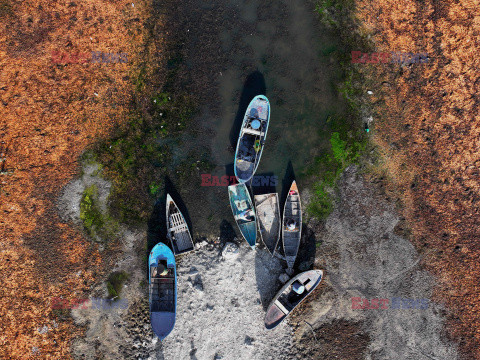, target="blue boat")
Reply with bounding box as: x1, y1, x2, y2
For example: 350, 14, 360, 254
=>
149, 242, 176, 339
234, 95, 270, 183
228, 183, 257, 248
